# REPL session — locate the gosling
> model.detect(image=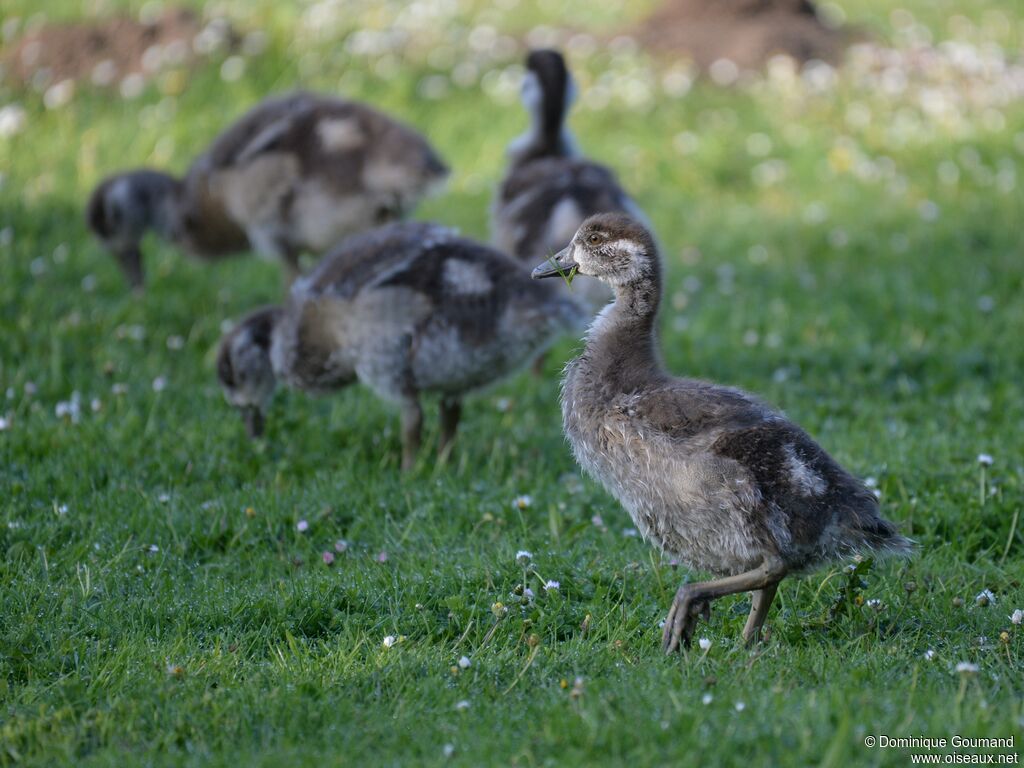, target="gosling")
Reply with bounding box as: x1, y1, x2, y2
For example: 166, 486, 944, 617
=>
492, 49, 645, 315
532, 214, 913, 652
218, 222, 584, 470
87, 91, 448, 289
